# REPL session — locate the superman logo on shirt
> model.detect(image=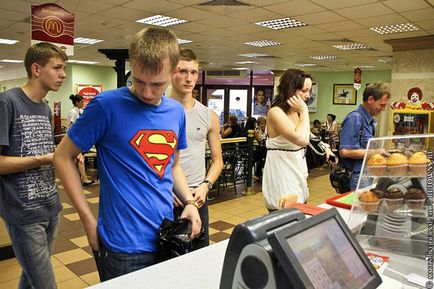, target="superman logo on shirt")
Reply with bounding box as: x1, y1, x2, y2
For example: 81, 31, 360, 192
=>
130, 130, 177, 179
